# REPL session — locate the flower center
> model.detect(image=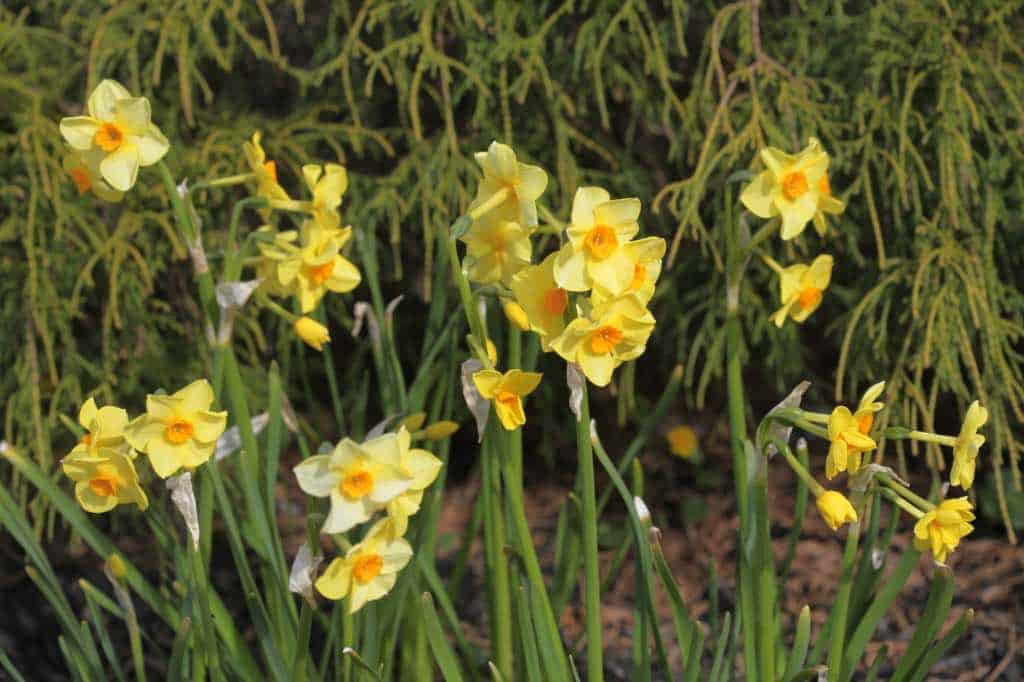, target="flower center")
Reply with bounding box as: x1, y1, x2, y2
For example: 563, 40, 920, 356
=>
341, 469, 374, 499
89, 474, 119, 498
583, 225, 618, 260
307, 261, 335, 286
263, 160, 277, 182
797, 287, 822, 311
857, 413, 874, 434
69, 166, 92, 194
543, 287, 568, 316
589, 325, 624, 355
165, 418, 194, 444
353, 553, 383, 583
80, 433, 93, 446
496, 390, 519, 406
781, 171, 809, 200
819, 174, 831, 196
94, 123, 125, 152
629, 263, 647, 291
